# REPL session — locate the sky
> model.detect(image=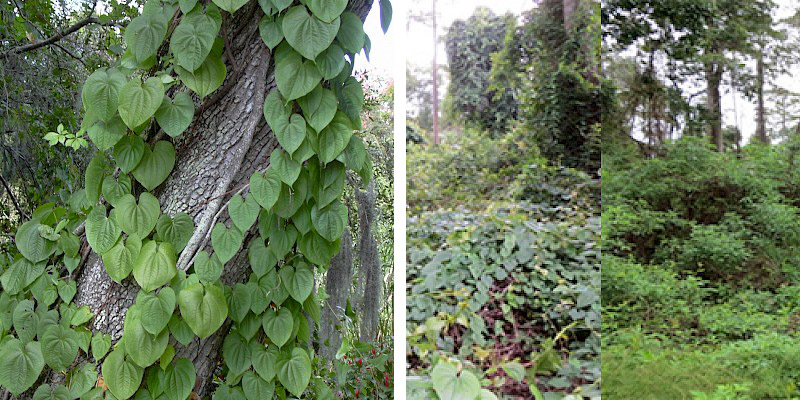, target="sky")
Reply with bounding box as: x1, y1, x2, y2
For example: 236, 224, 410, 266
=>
353, 2, 397, 80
